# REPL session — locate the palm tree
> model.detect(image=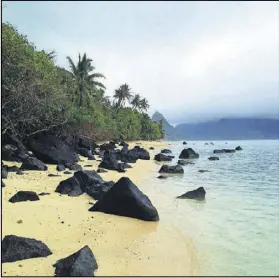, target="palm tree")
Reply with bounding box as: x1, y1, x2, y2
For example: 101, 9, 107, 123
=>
139, 98, 149, 112
113, 83, 133, 108
131, 94, 141, 110
66, 53, 105, 107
